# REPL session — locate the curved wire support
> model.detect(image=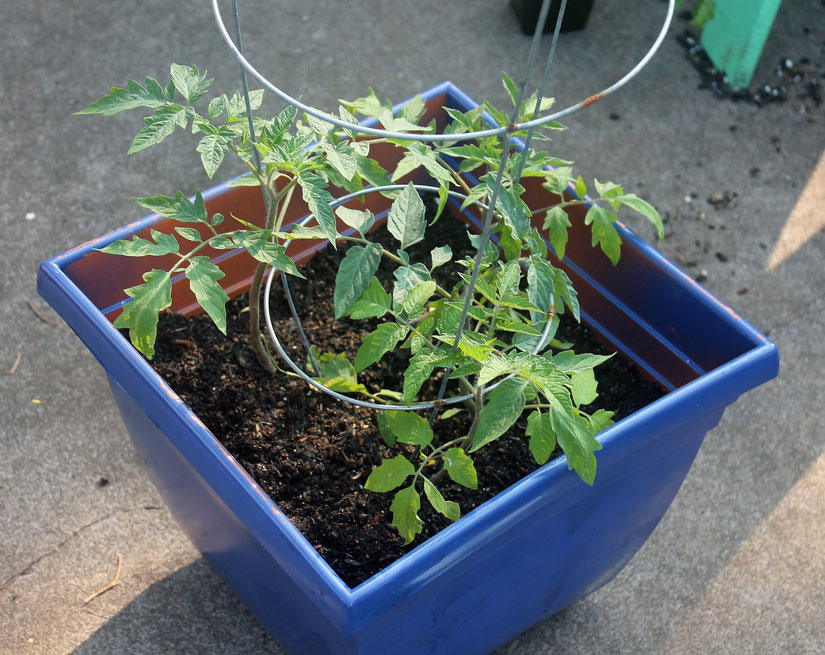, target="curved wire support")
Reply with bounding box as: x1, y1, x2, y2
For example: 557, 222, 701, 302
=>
262, 183, 557, 412
212, 0, 675, 143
